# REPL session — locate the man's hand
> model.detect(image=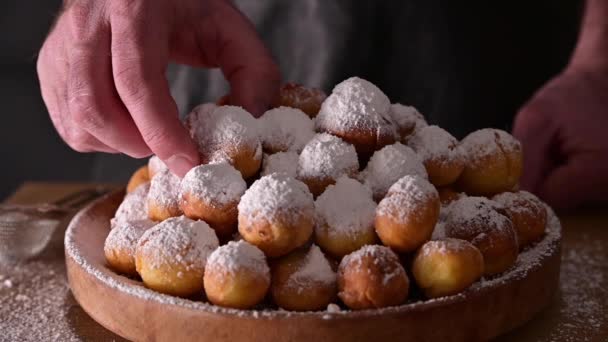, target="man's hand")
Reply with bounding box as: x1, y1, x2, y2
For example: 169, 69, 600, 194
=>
37, 0, 280, 176
514, 69, 608, 211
